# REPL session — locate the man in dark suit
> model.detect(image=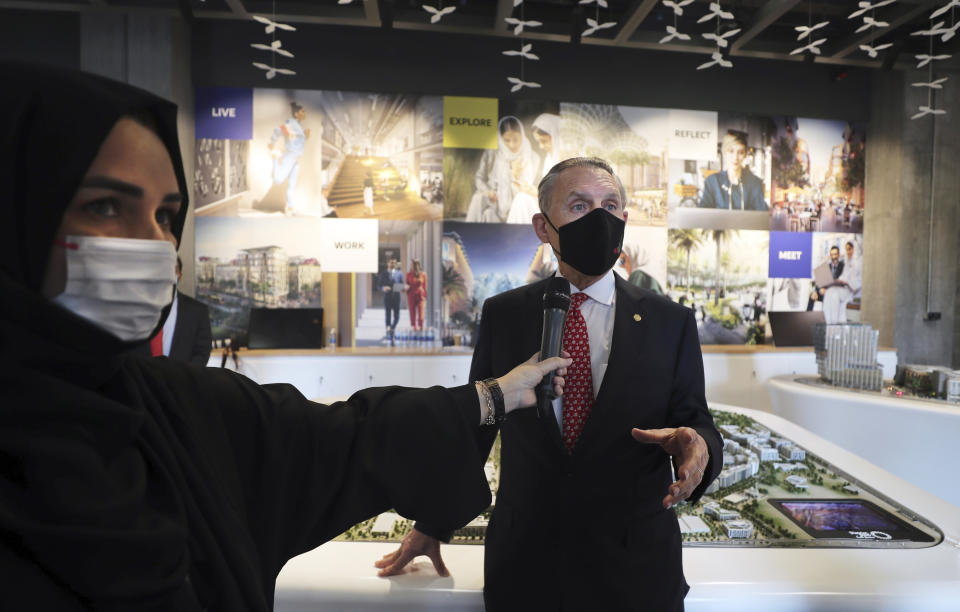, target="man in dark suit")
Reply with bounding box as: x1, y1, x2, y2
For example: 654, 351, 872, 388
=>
145, 257, 212, 366
377, 158, 723, 611
378, 257, 403, 337
806, 245, 844, 311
